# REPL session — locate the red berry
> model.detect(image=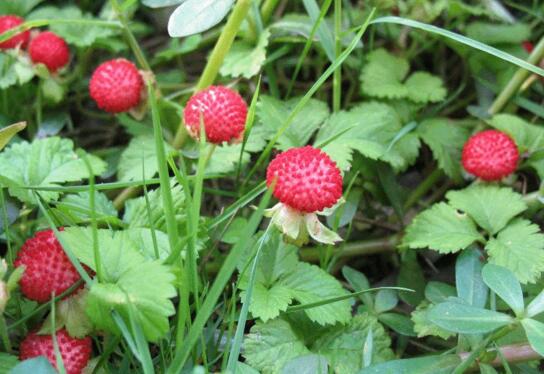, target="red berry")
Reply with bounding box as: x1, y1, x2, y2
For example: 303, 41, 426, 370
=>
461, 130, 519, 181
183, 85, 248, 144
29, 31, 70, 72
15, 229, 81, 303
19, 329, 92, 374
266, 146, 343, 213
523, 41, 534, 53
89, 58, 143, 113
0, 15, 30, 49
